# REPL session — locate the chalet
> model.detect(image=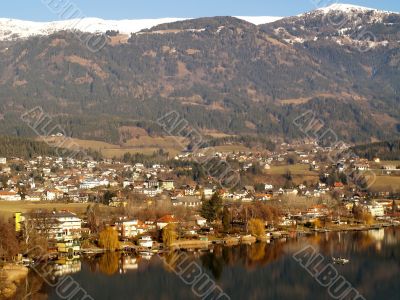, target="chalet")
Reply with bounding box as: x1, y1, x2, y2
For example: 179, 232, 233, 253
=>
0, 190, 21, 201
25, 192, 42, 202
306, 205, 328, 217
254, 193, 272, 201
264, 184, 274, 191
142, 188, 161, 197
203, 187, 214, 198
115, 219, 141, 239
334, 182, 344, 190
160, 180, 175, 191
188, 215, 207, 227
181, 184, 196, 196
45, 189, 64, 201
156, 215, 178, 229
172, 196, 202, 207
145, 179, 159, 189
